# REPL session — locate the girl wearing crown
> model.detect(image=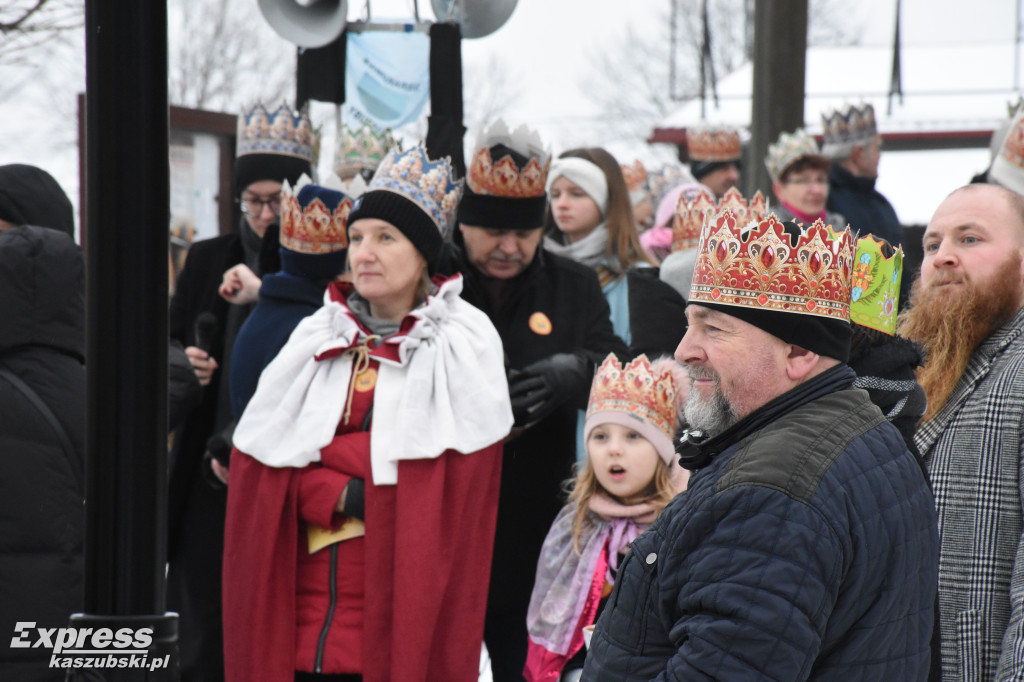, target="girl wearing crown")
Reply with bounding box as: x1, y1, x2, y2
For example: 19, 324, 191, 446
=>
543, 147, 687, 362
222, 144, 512, 682
524, 354, 689, 682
